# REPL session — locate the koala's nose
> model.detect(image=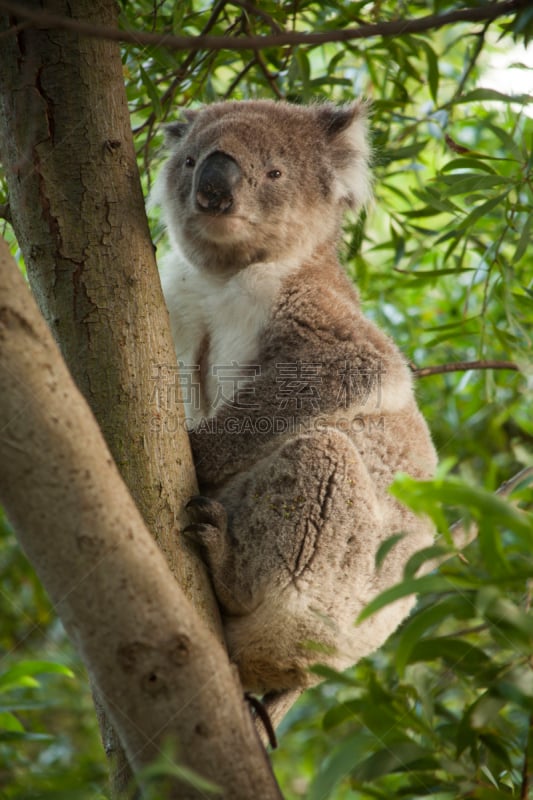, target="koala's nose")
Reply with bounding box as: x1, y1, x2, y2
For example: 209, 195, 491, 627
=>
196, 152, 241, 214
